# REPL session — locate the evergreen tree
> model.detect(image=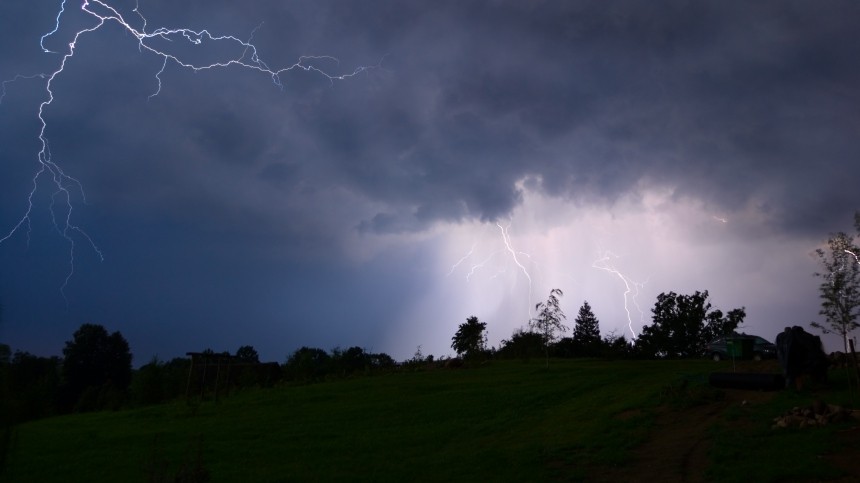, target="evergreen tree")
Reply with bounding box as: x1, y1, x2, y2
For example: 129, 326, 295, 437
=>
572, 301, 601, 357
